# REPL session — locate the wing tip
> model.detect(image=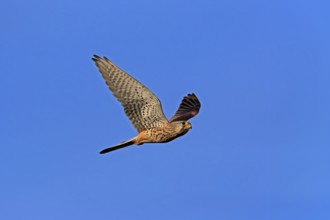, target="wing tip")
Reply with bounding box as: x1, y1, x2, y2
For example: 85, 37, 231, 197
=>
92, 54, 101, 61
169, 92, 201, 122
92, 54, 113, 66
